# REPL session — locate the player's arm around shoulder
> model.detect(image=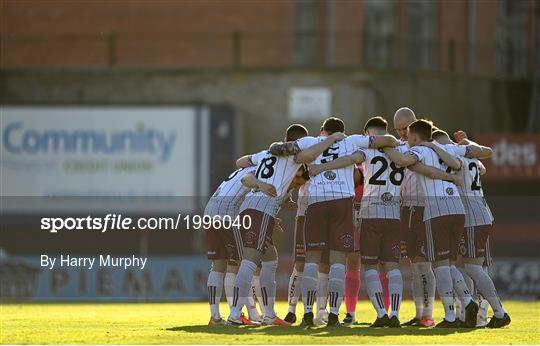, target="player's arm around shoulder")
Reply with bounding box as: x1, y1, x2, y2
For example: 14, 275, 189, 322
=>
236, 149, 267, 168
421, 141, 462, 170
240, 173, 277, 197
370, 134, 400, 148
383, 146, 418, 168
308, 151, 366, 177
295, 132, 346, 164
408, 162, 462, 186
454, 130, 493, 160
